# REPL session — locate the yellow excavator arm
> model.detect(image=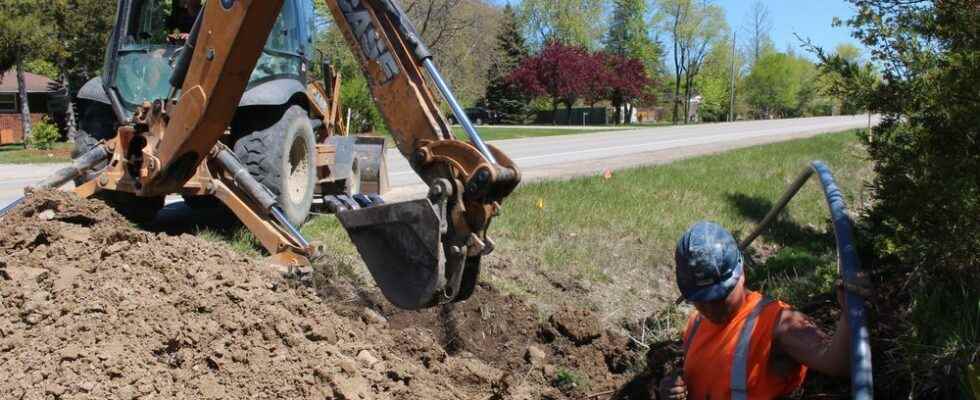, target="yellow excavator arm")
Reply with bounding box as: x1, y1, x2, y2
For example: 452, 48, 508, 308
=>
4, 0, 519, 310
